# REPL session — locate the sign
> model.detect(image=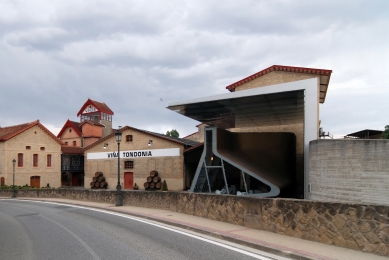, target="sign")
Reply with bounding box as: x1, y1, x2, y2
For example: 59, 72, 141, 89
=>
87, 148, 180, 160
84, 105, 97, 113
